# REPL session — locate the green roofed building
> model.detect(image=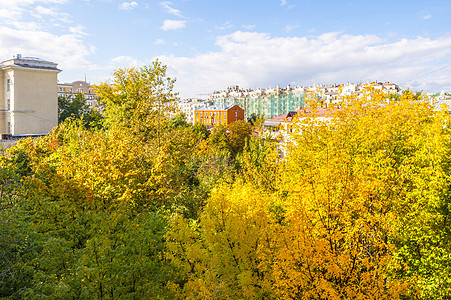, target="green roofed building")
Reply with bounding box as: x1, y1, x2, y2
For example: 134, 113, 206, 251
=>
208, 82, 400, 120
210, 85, 305, 120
